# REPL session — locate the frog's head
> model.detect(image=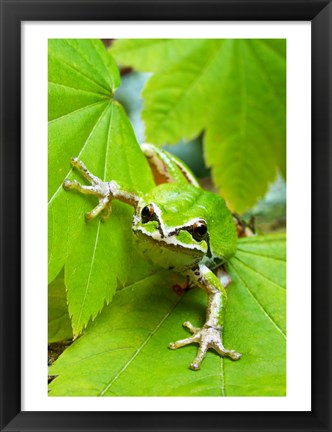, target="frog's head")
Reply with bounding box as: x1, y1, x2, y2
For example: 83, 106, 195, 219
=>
132, 183, 237, 270
133, 201, 208, 253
